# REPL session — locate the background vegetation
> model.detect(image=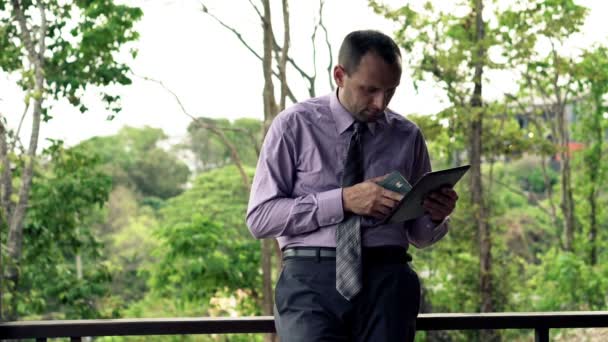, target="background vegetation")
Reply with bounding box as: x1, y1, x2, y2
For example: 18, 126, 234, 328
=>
1, 0, 607, 341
